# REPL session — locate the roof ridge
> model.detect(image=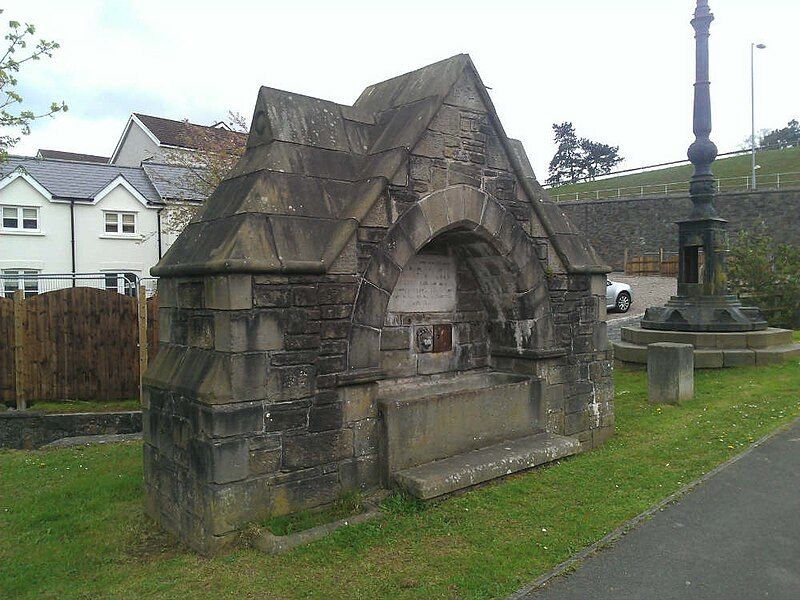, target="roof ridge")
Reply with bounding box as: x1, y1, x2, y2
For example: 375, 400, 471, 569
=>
134, 112, 247, 134
257, 85, 349, 108
357, 54, 469, 99
38, 148, 110, 159
5, 154, 148, 170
